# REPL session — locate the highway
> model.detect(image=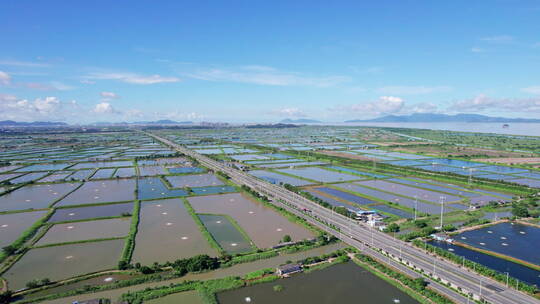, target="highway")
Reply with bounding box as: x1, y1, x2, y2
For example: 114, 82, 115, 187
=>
148, 132, 540, 304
